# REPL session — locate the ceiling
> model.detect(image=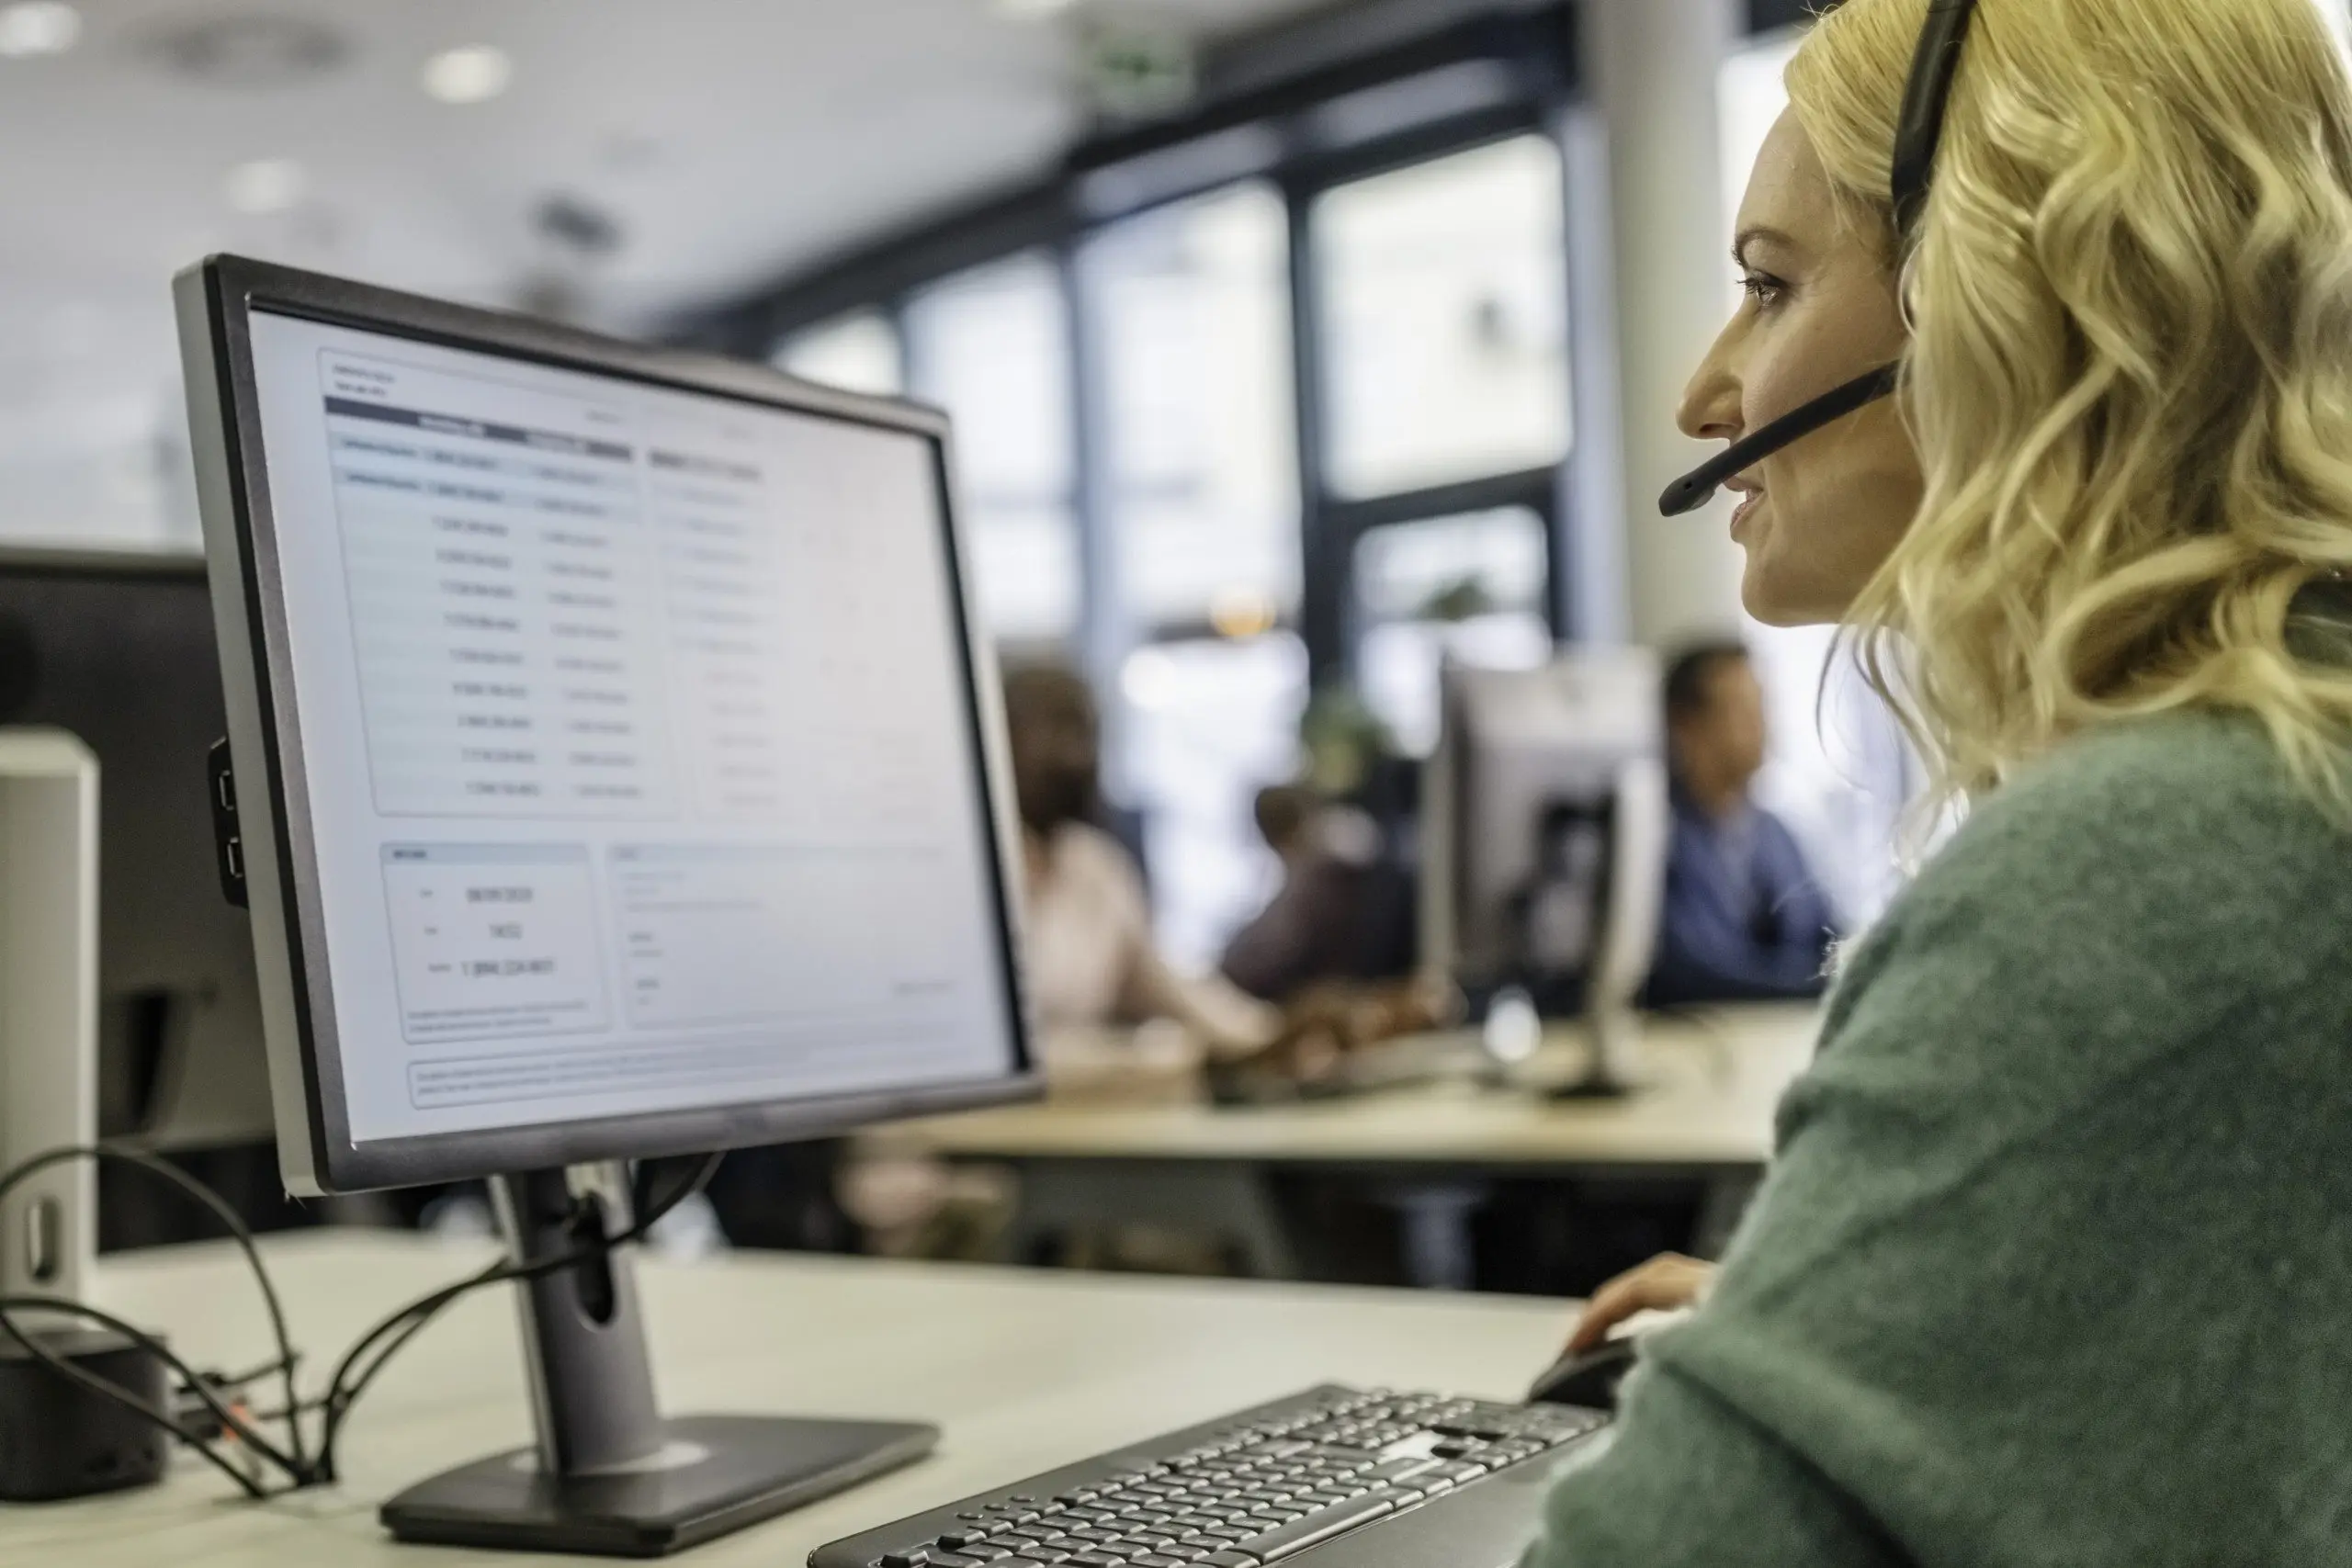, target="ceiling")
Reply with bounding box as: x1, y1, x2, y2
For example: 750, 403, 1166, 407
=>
0, 0, 1335, 546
